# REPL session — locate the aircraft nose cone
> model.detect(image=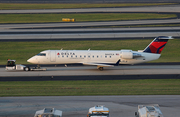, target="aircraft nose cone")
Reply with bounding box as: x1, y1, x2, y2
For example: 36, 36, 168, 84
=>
27, 57, 36, 63
27, 56, 38, 64
27, 58, 32, 63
